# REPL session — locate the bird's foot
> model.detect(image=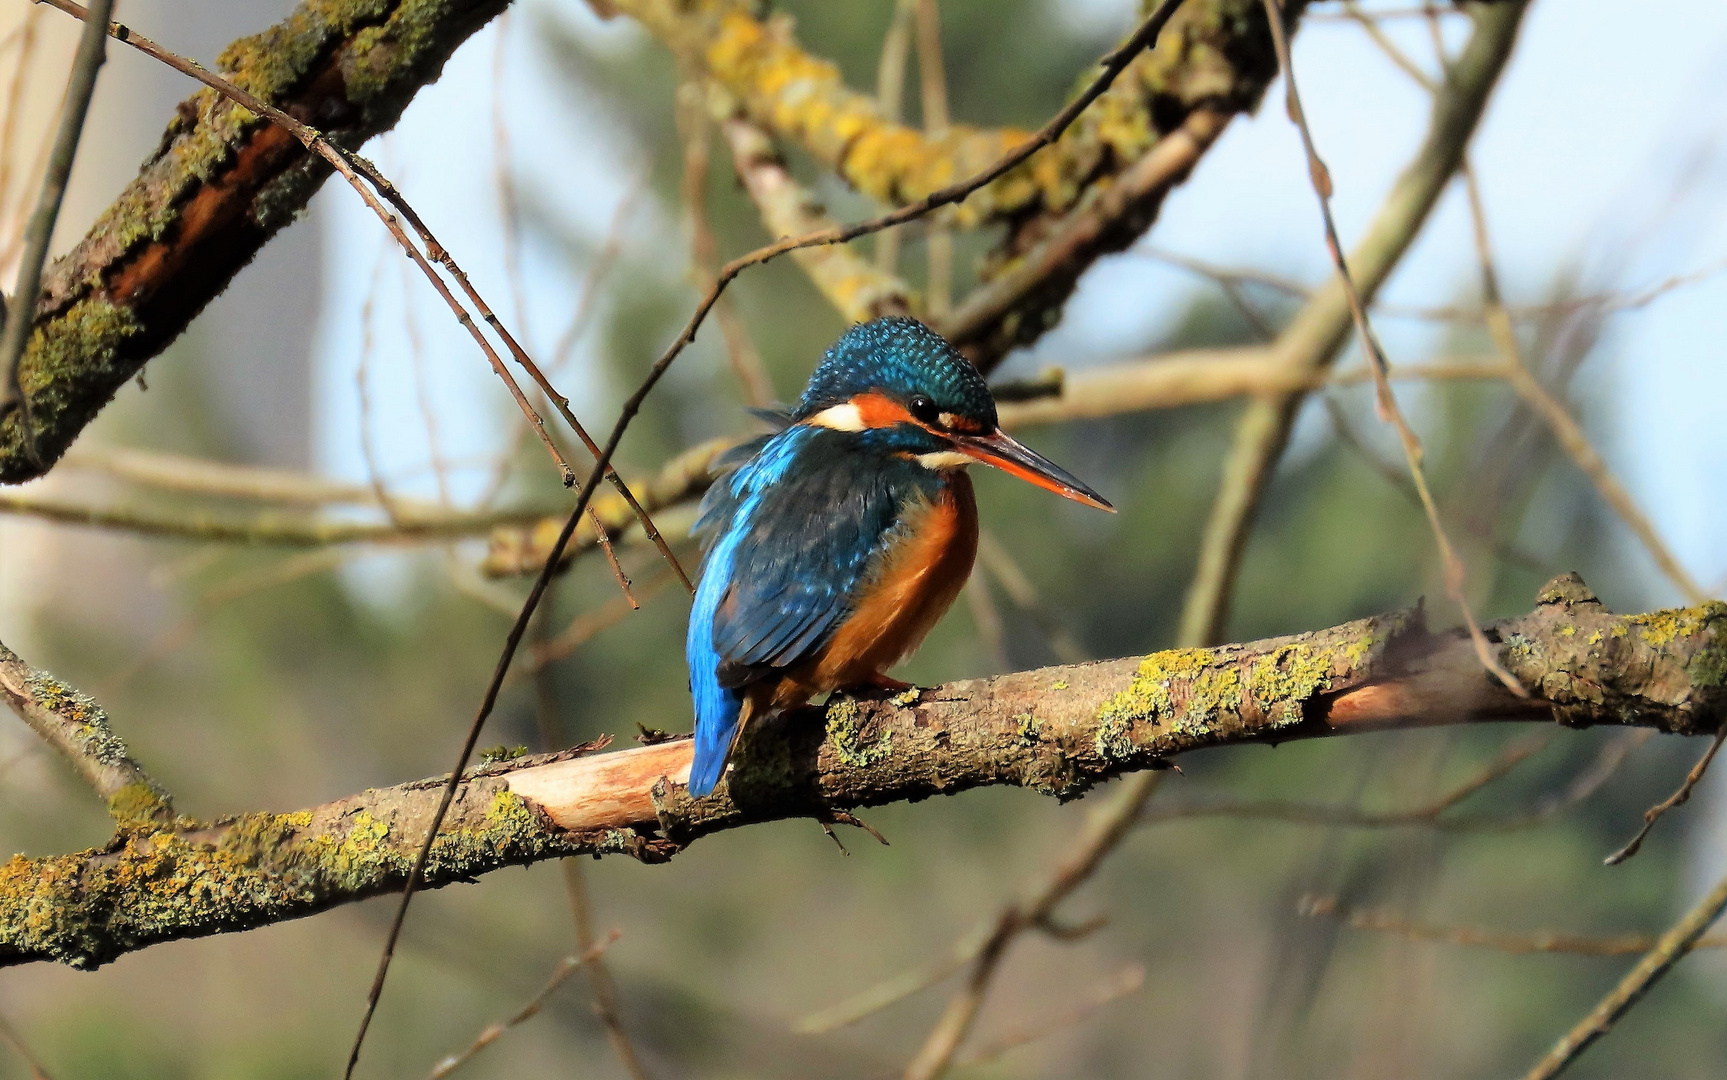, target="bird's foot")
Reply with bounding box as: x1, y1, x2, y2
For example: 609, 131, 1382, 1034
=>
815, 808, 891, 856
862, 673, 914, 693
